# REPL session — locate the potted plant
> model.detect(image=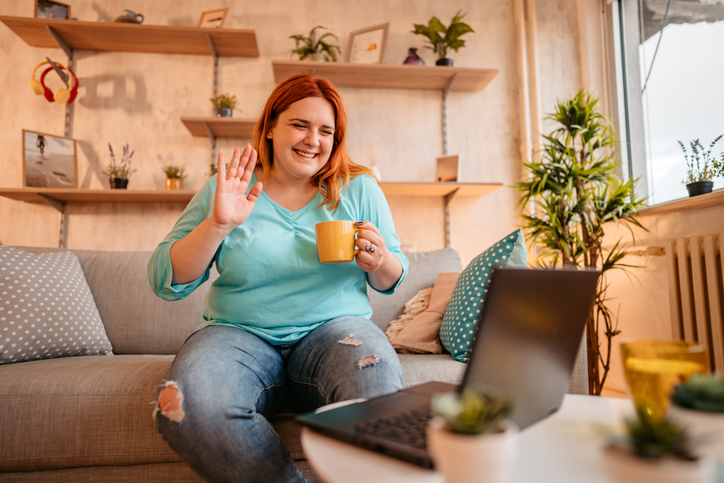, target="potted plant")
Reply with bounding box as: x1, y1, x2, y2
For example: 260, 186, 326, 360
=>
103, 143, 136, 189
427, 386, 518, 483
669, 373, 724, 473
516, 90, 647, 395
210, 93, 239, 118
412, 10, 475, 66
290, 26, 341, 62
162, 165, 187, 190
679, 135, 723, 197
602, 405, 716, 482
